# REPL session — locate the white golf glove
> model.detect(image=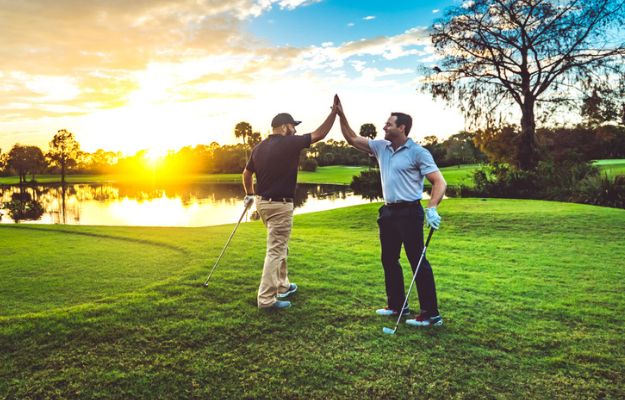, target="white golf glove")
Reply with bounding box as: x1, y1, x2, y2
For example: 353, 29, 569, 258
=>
244, 195, 255, 208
